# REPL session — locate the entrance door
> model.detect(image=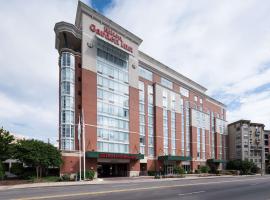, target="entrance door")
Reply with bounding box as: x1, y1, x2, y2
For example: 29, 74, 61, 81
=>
97, 163, 128, 178
166, 165, 174, 175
